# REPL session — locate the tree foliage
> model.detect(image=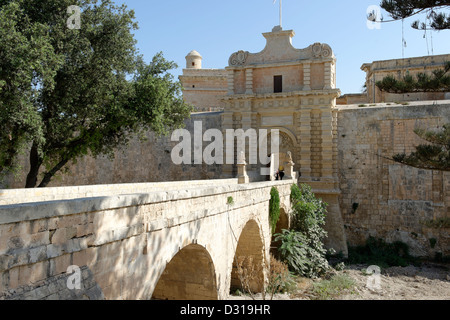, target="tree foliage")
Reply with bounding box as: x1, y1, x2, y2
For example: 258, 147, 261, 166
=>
392, 124, 450, 171
0, 0, 193, 188
376, 62, 450, 93
0, 1, 57, 182
380, 0, 450, 30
